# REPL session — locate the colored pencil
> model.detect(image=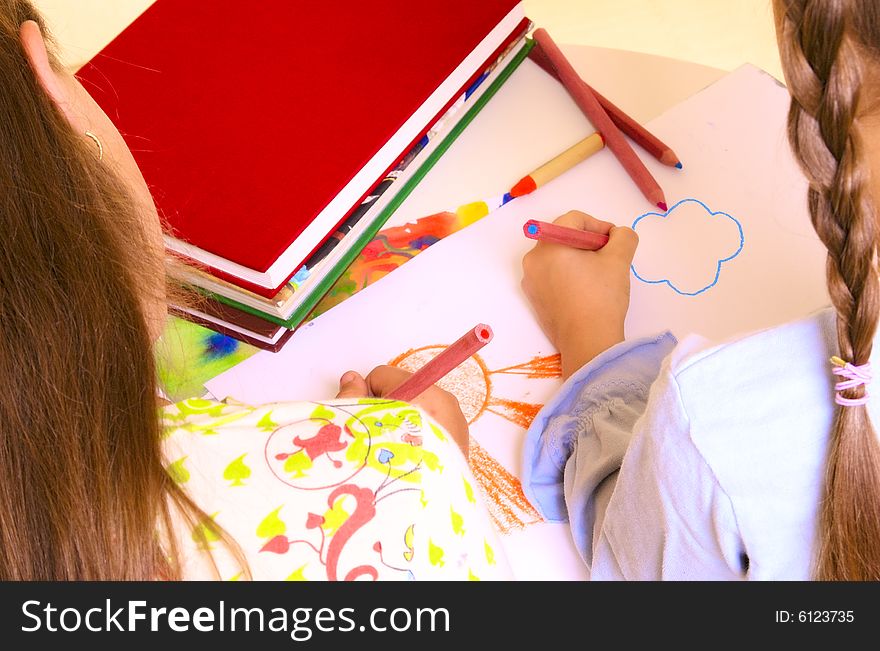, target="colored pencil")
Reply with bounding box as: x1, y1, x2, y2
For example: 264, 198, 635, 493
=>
523, 219, 609, 250
388, 324, 494, 401
528, 44, 682, 169
510, 132, 605, 197
532, 29, 668, 210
